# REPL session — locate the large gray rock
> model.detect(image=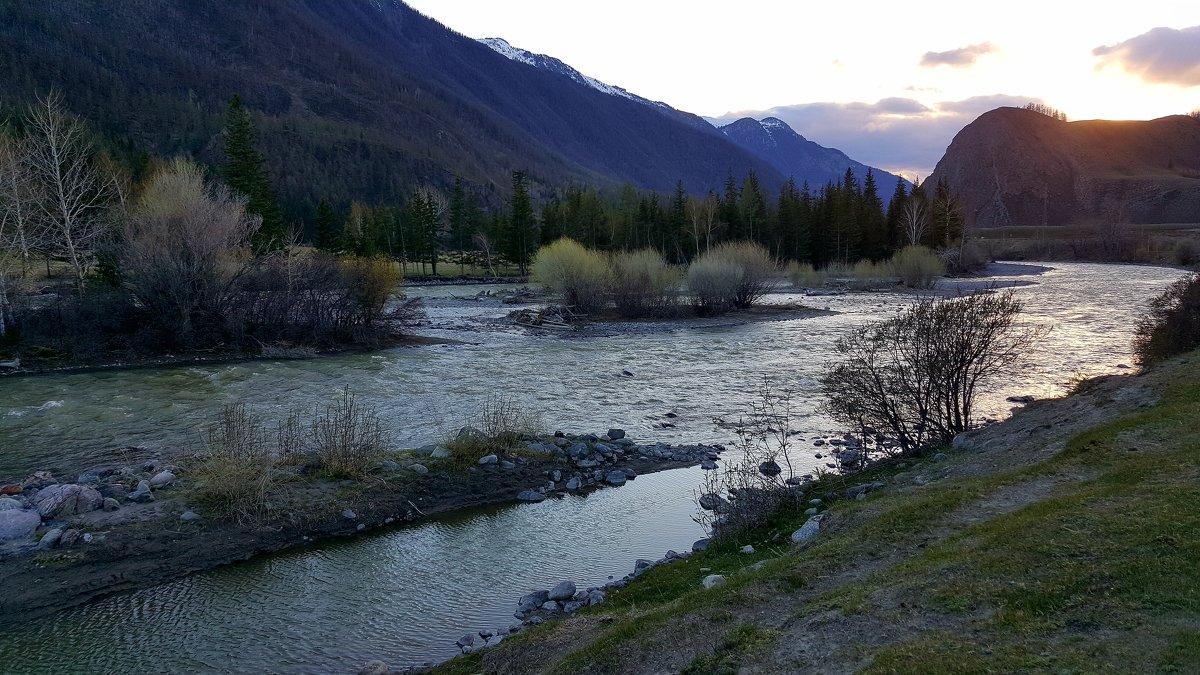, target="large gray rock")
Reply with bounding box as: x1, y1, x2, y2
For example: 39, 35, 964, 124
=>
698, 493, 728, 512
149, 470, 176, 488
37, 527, 63, 550
0, 509, 40, 541
604, 471, 627, 486
565, 477, 581, 491
587, 589, 607, 606
126, 480, 154, 503
430, 446, 451, 459
478, 454, 498, 465
692, 538, 712, 553
33, 484, 104, 517
548, 581, 577, 601
516, 490, 546, 503
700, 459, 718, 470
410, 463, 429, 475
758, 460, 782, 477
0, 497, 22, 512
701, 574, 726, 589
358, 660, 391, 675
790, 514, 825, 544
606, 428, 626, 440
